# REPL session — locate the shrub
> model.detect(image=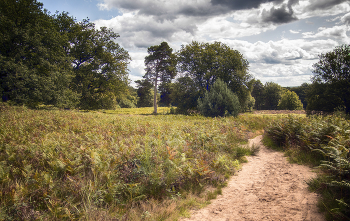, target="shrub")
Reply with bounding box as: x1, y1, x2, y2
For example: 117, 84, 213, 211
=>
265, 115, 350, 220
197, 79, 240, 117
278, 90, 303, 110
